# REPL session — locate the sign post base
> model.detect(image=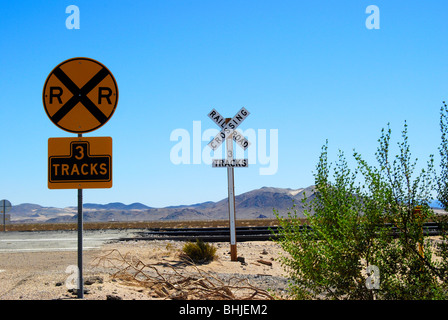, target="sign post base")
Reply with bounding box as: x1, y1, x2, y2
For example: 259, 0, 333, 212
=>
230, 244, 237, 262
